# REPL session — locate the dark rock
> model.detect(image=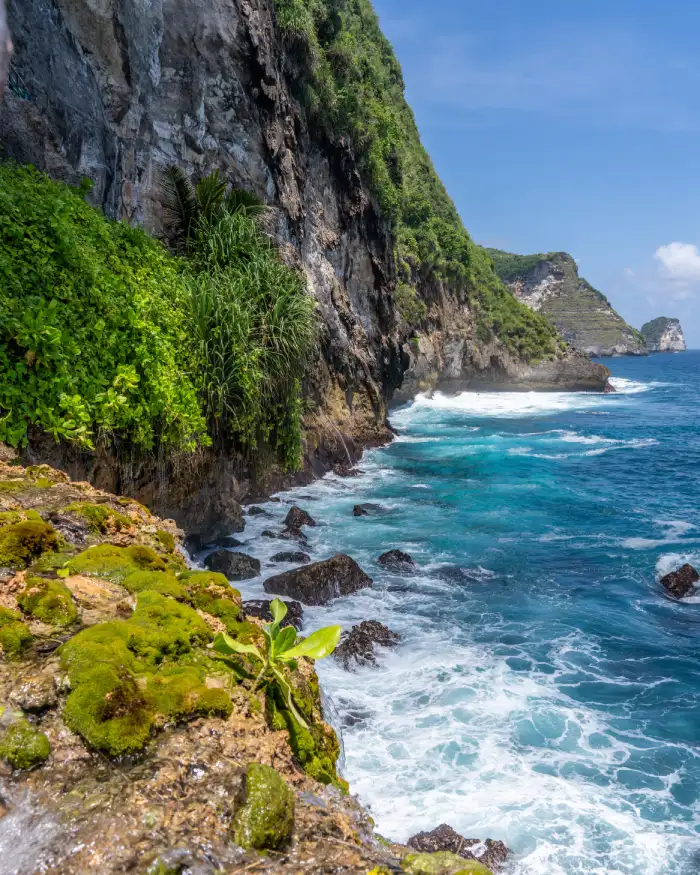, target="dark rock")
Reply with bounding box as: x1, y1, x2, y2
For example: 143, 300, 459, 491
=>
243, 599, 304, 631
262, 530, 278, 539
262, 529, 309, 547
204, 550, 260, 581
212, 536, 244, 549
660, 564, 700, 599
270, 551, 310, 565
334, 621, 401, 670
352, 503, 385, 516
48, 512, 90, 546
377, 549, 416, 572
247, 506, 268, 517
284, 506, 316, 531
269, 497, 282, 503
264, 554, 372, 606
407, 824, 510, 871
